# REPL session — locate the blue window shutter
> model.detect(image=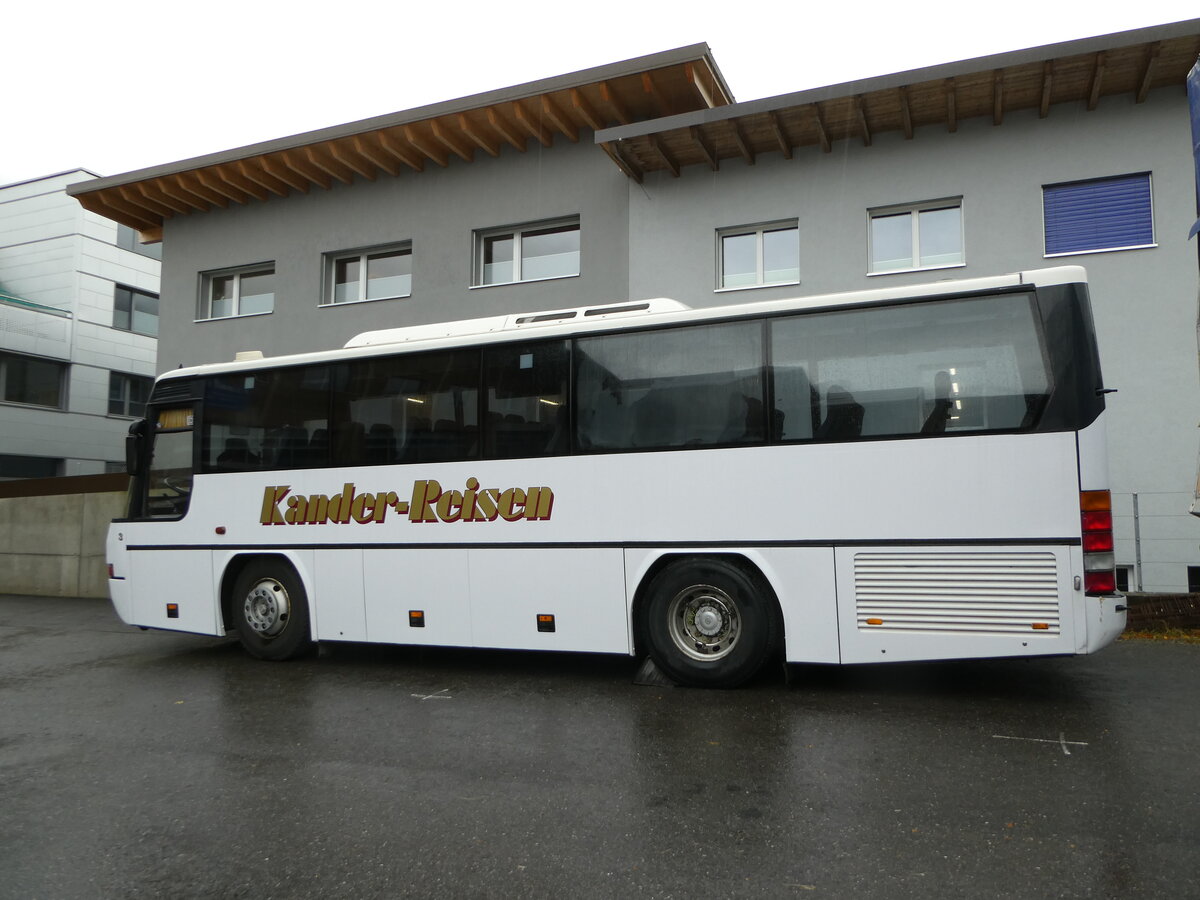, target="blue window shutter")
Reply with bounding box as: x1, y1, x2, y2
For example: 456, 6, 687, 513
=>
1043, 174, 1153, 255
